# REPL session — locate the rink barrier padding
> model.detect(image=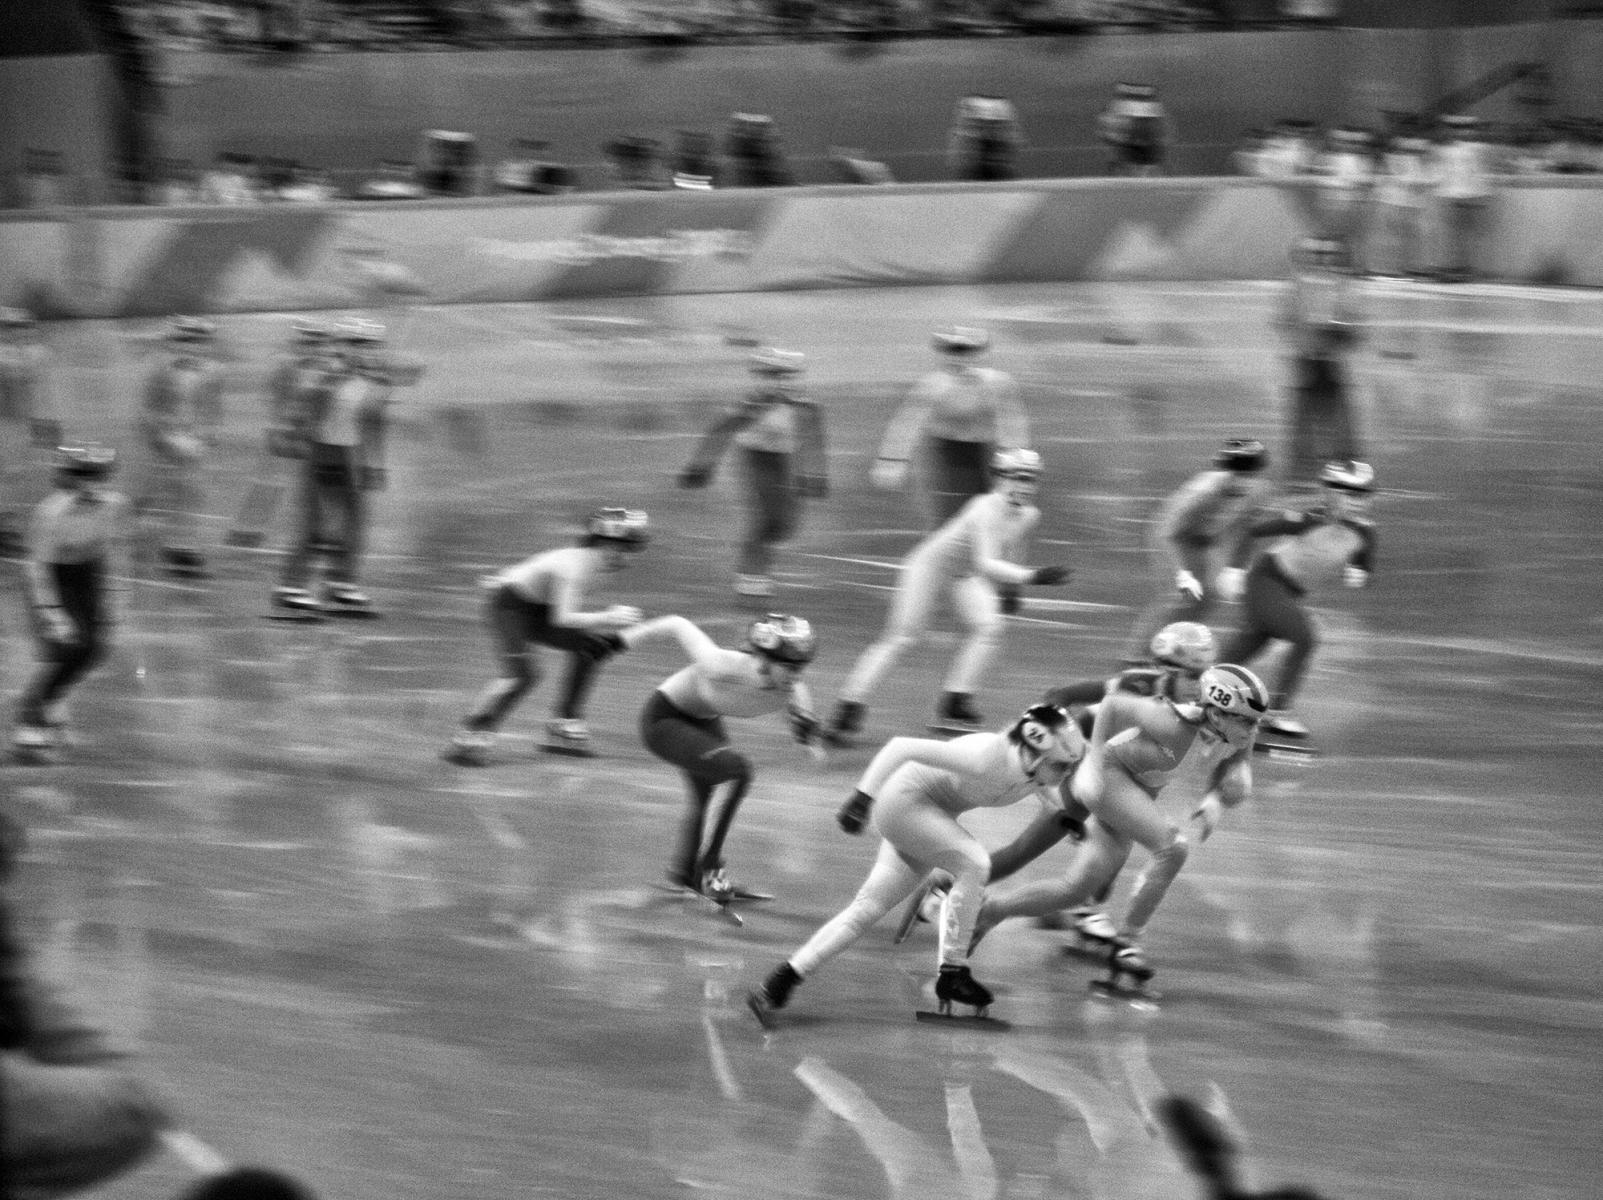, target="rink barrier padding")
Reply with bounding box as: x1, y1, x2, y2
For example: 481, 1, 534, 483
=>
3, 176, 1603, 318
